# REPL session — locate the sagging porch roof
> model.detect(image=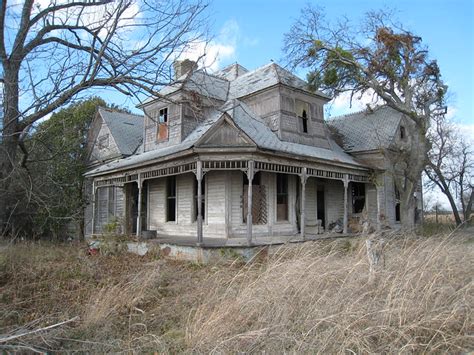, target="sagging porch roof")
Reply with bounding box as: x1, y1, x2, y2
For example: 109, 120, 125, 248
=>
85, 100, 369, 178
